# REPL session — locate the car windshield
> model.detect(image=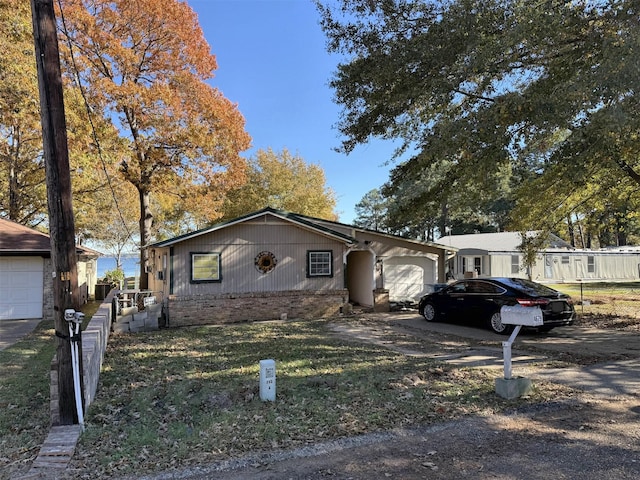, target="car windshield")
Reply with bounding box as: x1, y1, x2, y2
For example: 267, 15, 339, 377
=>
498, 278, 562, 297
